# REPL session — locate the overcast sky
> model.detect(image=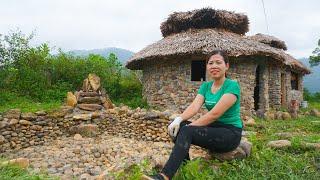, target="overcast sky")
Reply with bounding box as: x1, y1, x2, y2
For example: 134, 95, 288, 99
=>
1, 0, 319, 58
